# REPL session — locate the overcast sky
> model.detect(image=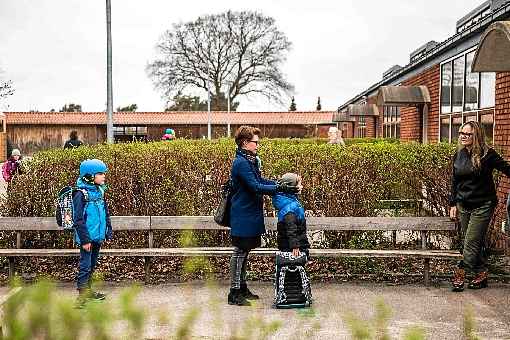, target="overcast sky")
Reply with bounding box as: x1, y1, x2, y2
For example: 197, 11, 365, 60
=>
0, 0, 483, 112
